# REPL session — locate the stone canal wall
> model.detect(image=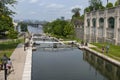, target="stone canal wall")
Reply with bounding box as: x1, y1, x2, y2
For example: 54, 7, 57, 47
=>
83, 47, 120, 67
